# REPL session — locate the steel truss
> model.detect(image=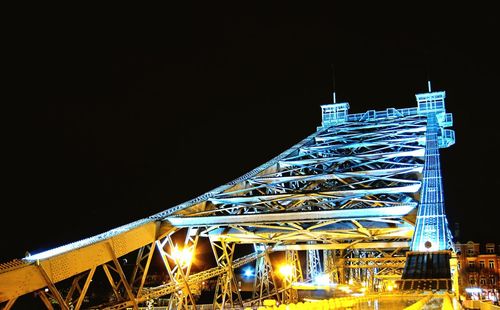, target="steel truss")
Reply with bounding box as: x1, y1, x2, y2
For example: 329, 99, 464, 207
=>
0, 90, 456, 309
410, 114, 454, 252
210, 238, 243, 309
156, 227, 199, 309
282, 250, 303, 304
306, 245, 322, 280
251, 245, 280, 306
